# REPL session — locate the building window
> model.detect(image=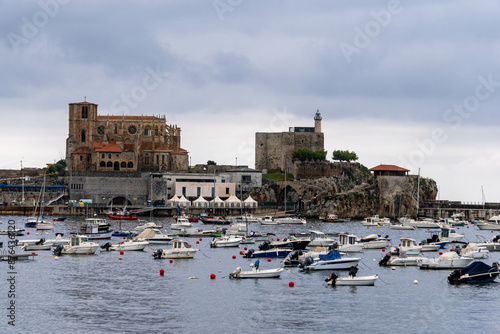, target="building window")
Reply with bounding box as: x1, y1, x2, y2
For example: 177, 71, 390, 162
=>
226, 188, 229, 194
108, 154, 111, 159
155, 127, 158, 136
197, 187, 201, 197
121, 162, 126, 168
87, 156, 90, 161
81, 129, 86, 143
114, 124, 118, 134
82, 106, 88, 118
182, 187, 186, 196
127, 162, 133, 168
100, 161, 105, 167
156, 155, 159, 165
145, 156, 149, 164
80, 156, 83, 161
144, 127, 152, 136
242, 175, 251, 183
162, 155, 165, 164
107, 161, 112, 168
212, 187, 215, 197
102, 154, 105, 159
